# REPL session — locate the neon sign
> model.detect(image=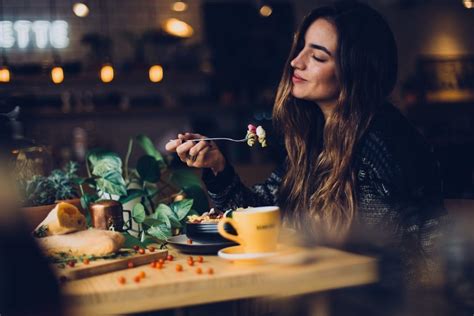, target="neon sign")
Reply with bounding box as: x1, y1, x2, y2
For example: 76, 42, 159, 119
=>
0, 20, 69, 49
